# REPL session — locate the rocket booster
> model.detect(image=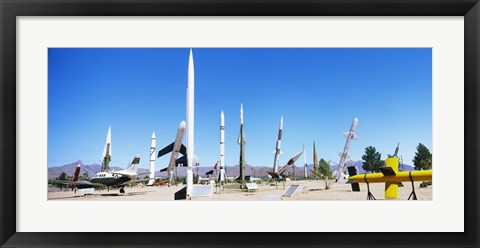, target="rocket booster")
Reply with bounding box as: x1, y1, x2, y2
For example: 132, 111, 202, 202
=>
272, 116, 283, 173
186, 49, 194, 197
168, 121, 186, 184
149, 132, 156, 180
101, 126, 112, 172
219, 111, 226, 182
336, 117, 359, 182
